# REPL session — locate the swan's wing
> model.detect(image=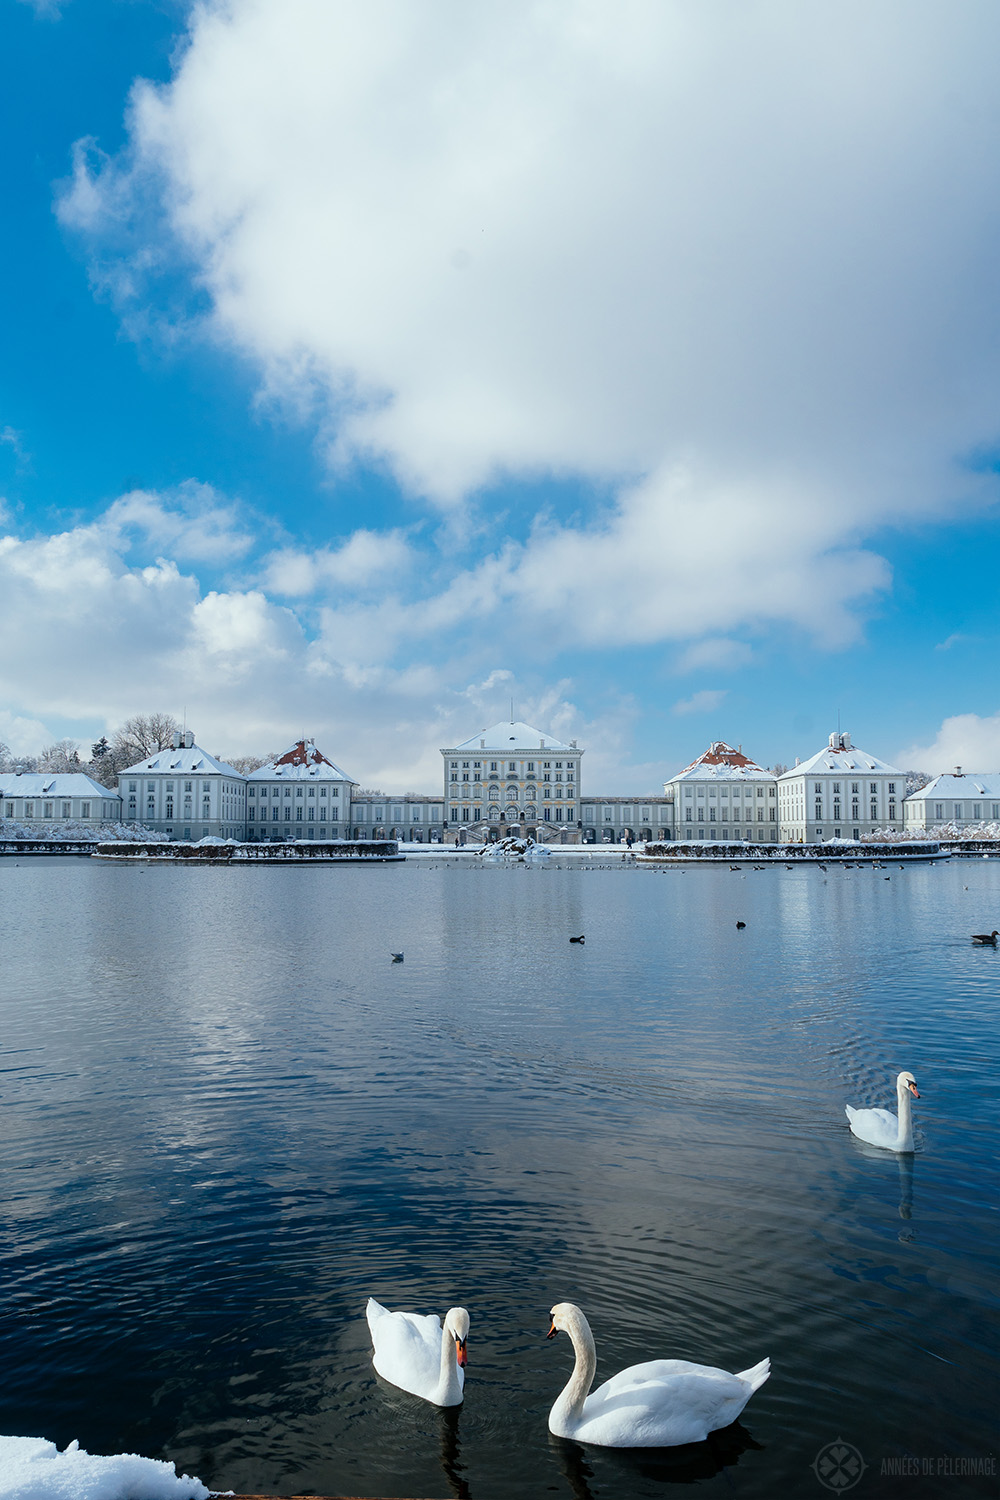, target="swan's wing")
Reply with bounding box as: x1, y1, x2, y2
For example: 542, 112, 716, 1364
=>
368, 1306, 443, 1396
846, 1106, 899, 1148
580, 1360, 758, 1447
